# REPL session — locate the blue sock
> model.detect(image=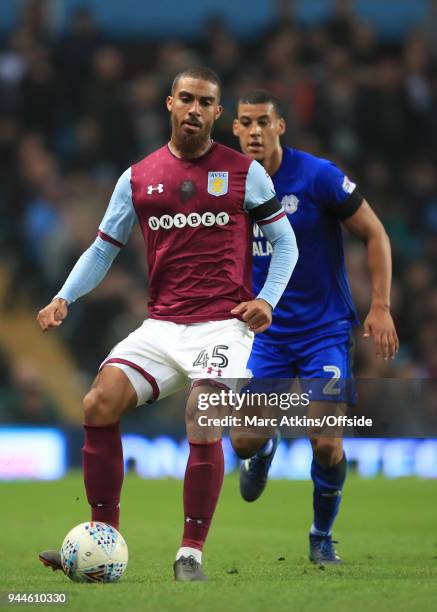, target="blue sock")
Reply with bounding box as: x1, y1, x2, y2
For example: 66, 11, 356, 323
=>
311, 454, 347, 536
